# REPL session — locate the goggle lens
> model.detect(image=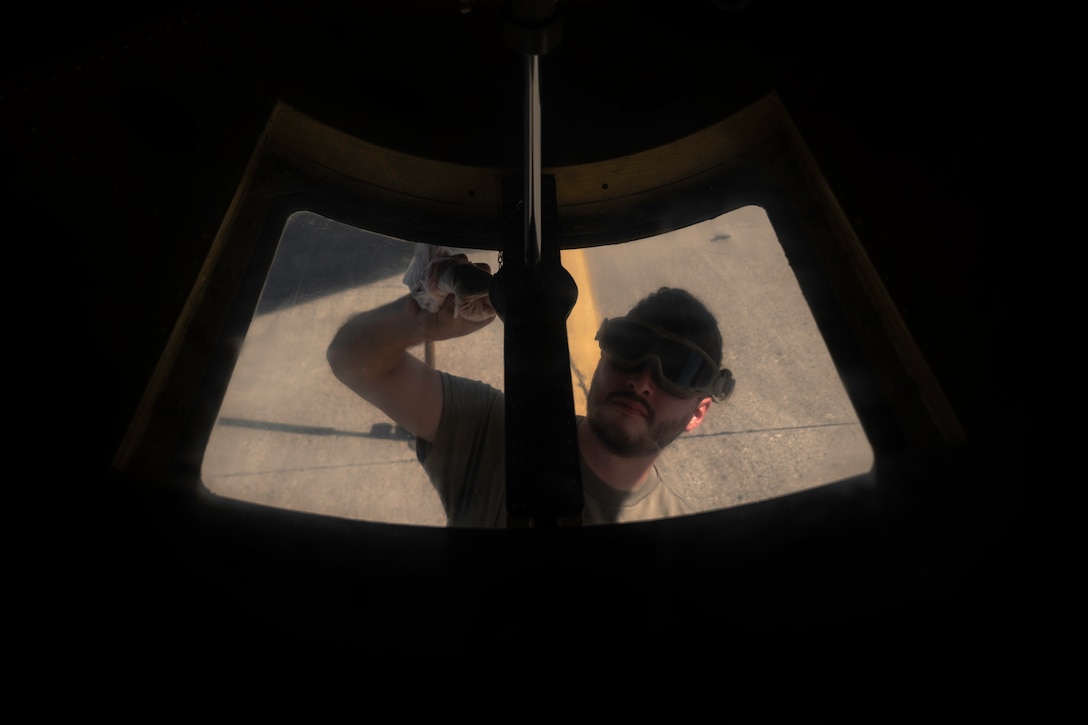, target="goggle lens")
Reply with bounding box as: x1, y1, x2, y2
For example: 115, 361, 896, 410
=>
596, 317, 734, 401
